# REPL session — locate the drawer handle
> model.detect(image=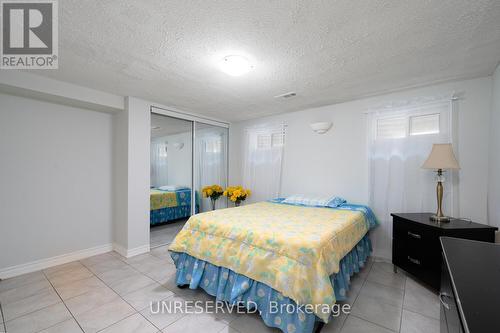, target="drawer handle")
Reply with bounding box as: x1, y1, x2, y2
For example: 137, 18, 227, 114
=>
407, 231, 421, 239
407, 256, 421, 265
439, 292, 451, 310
